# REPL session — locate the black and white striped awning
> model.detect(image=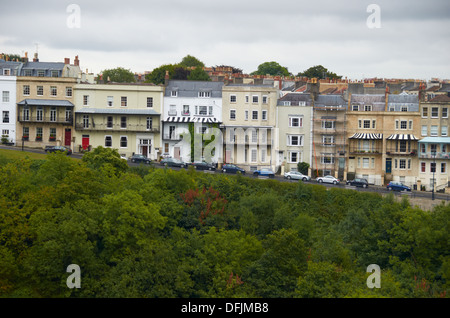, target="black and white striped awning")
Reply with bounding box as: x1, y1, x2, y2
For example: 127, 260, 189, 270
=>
349, 133, 383, 140
163, 117, 220, 124
387, 134, 418, 141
